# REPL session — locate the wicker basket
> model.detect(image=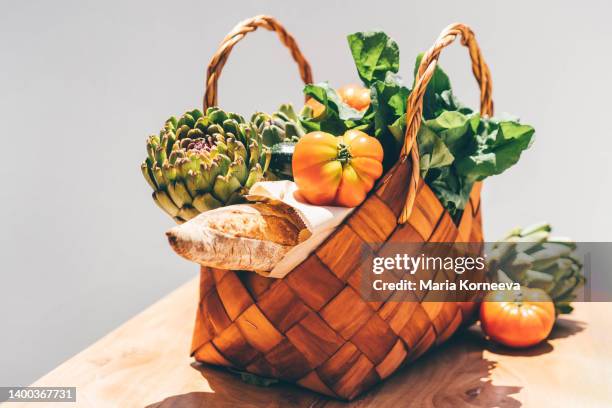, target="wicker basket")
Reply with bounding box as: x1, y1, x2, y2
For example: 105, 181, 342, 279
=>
191, 15, 492, 400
